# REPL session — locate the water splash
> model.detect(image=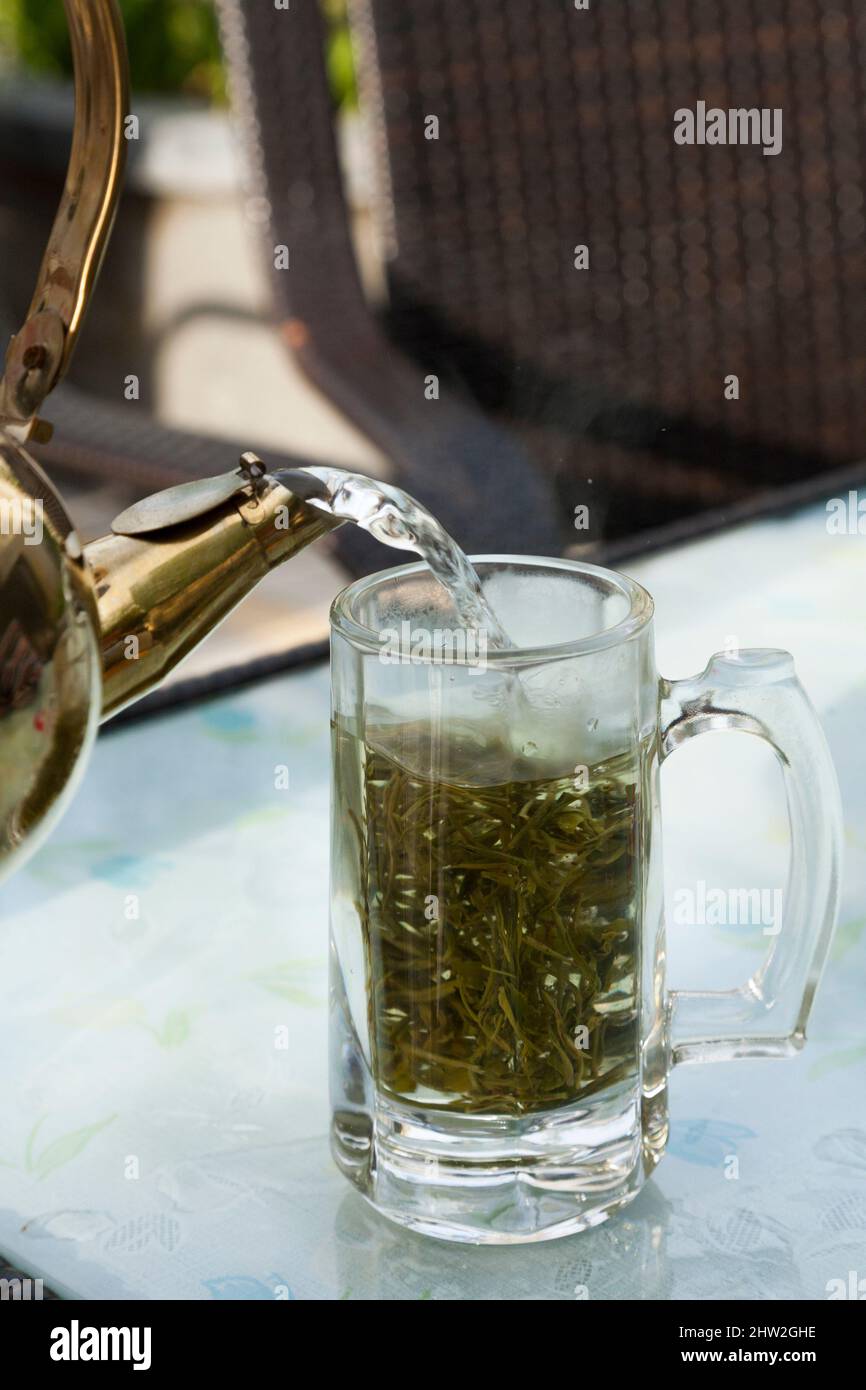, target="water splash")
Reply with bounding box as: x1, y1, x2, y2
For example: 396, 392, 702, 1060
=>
279, 466, 514, 650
